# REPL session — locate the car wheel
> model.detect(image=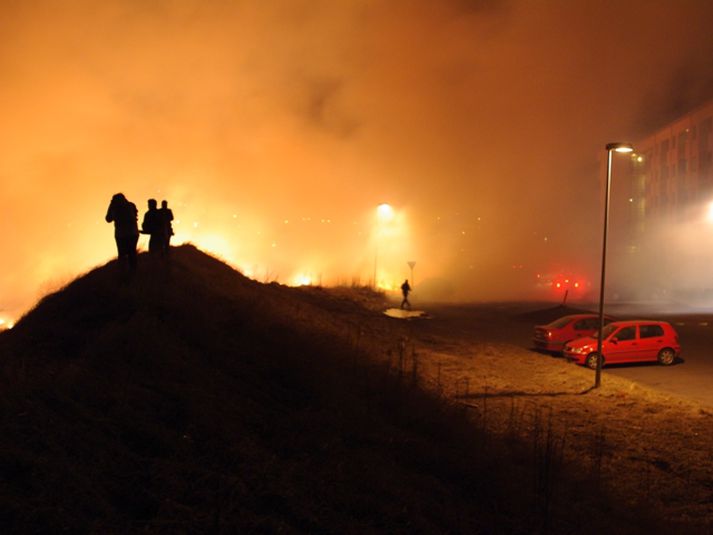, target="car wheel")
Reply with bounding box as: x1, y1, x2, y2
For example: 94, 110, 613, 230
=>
657, 348, 676, 366
585, 353, 602, 370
